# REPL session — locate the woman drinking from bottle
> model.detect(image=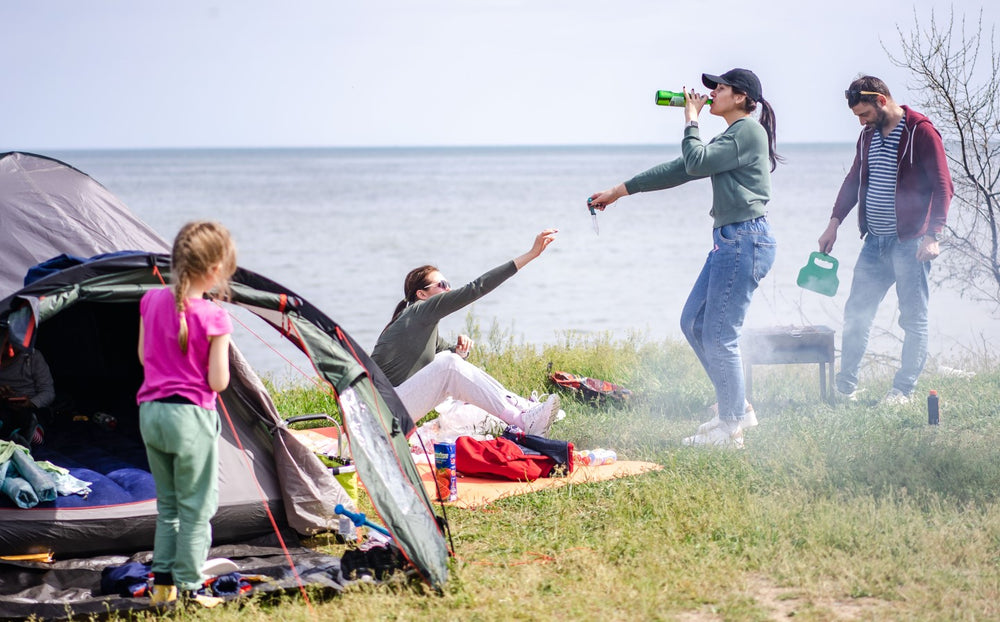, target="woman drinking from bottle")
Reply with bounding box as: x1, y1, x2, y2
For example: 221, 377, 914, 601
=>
588, 68, 780, 448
